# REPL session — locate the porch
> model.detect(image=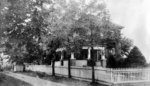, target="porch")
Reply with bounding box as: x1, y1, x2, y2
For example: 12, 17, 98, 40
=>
55, 46, 109, 67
